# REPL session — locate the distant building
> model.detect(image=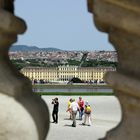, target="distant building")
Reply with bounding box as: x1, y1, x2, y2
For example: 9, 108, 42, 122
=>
58, 65, 78, 81
21, 65, 115, 83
